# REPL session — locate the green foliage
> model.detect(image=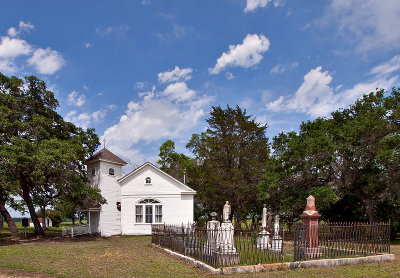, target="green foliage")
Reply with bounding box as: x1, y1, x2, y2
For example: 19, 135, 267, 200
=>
45, 209, 62, 227
0, 73, 104, 235
157, 139, 190, 182
261, 88, 400, 223
186, 105, 269, 221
